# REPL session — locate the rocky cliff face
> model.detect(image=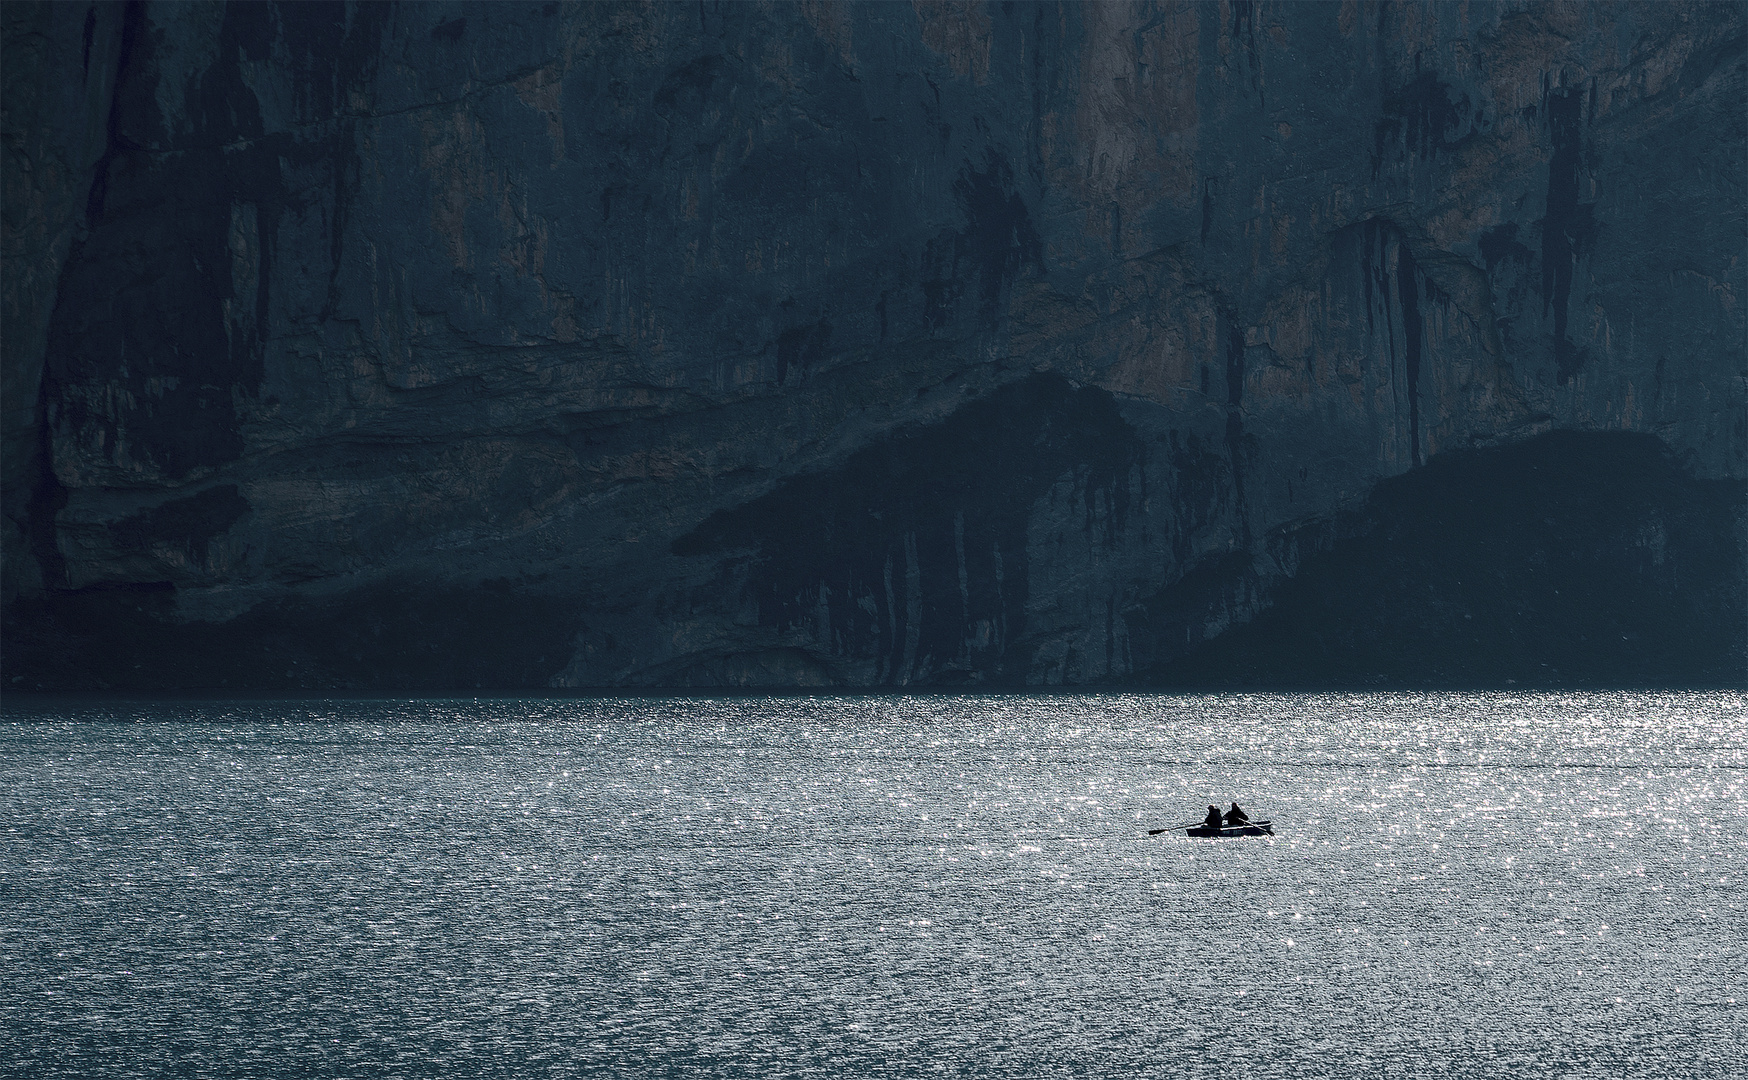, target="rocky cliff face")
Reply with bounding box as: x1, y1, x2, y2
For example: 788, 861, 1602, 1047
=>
4, 1, 1743, 689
